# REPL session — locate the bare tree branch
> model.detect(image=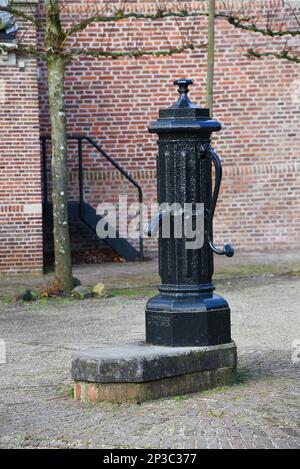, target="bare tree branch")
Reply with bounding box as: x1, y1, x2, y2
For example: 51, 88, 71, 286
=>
66, 42, 206, 61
